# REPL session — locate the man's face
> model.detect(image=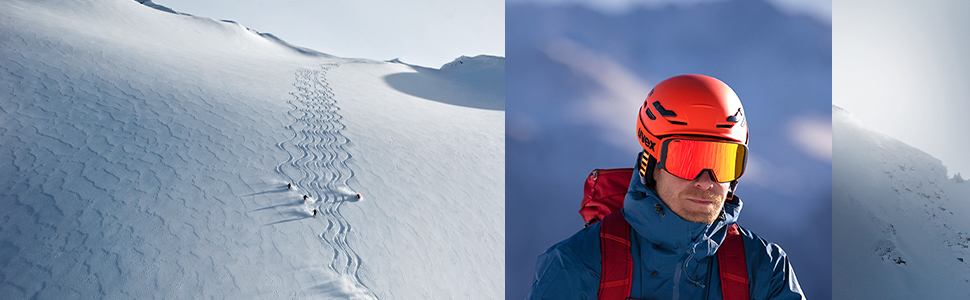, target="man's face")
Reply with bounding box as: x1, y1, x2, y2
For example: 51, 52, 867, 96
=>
653, 168, 730, 224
